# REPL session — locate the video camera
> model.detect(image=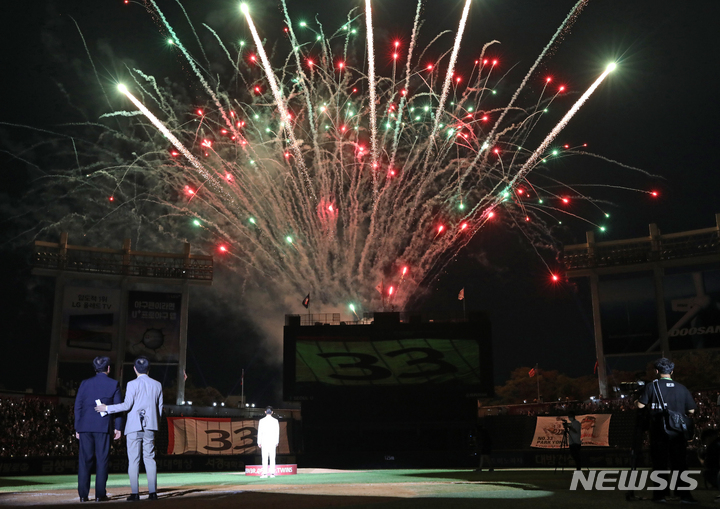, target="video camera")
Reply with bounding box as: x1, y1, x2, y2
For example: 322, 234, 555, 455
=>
618, 380, 646, 400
